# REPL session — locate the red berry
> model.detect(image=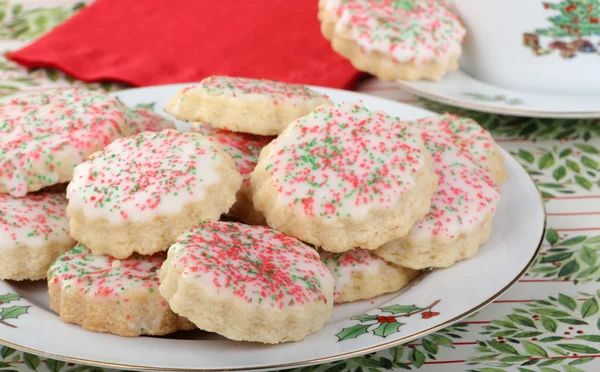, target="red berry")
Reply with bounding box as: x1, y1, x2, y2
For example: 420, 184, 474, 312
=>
577, 330, 584, 334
